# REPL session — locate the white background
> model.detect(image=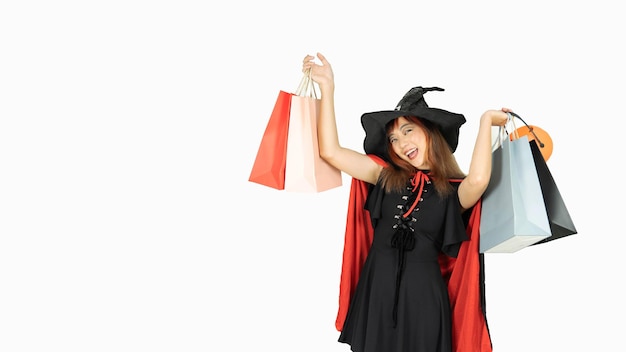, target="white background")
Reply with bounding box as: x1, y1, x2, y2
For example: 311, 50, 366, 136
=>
1, 1, 624, 351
